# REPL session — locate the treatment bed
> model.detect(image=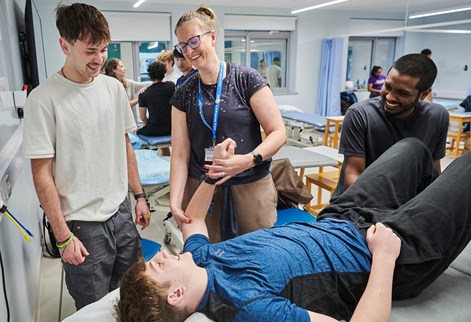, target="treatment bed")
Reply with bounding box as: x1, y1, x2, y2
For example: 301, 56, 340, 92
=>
128, 132, 171, 151
281, 111, 339, 146
63, 242, 471, 322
